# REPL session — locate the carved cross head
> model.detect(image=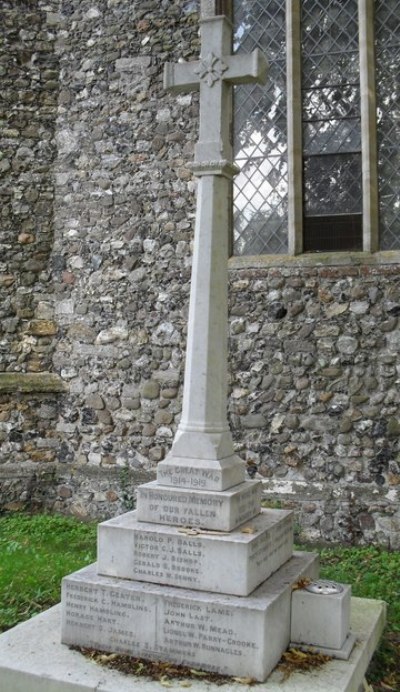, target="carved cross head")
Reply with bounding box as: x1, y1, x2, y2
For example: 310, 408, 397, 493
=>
194, 52, 228, 86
